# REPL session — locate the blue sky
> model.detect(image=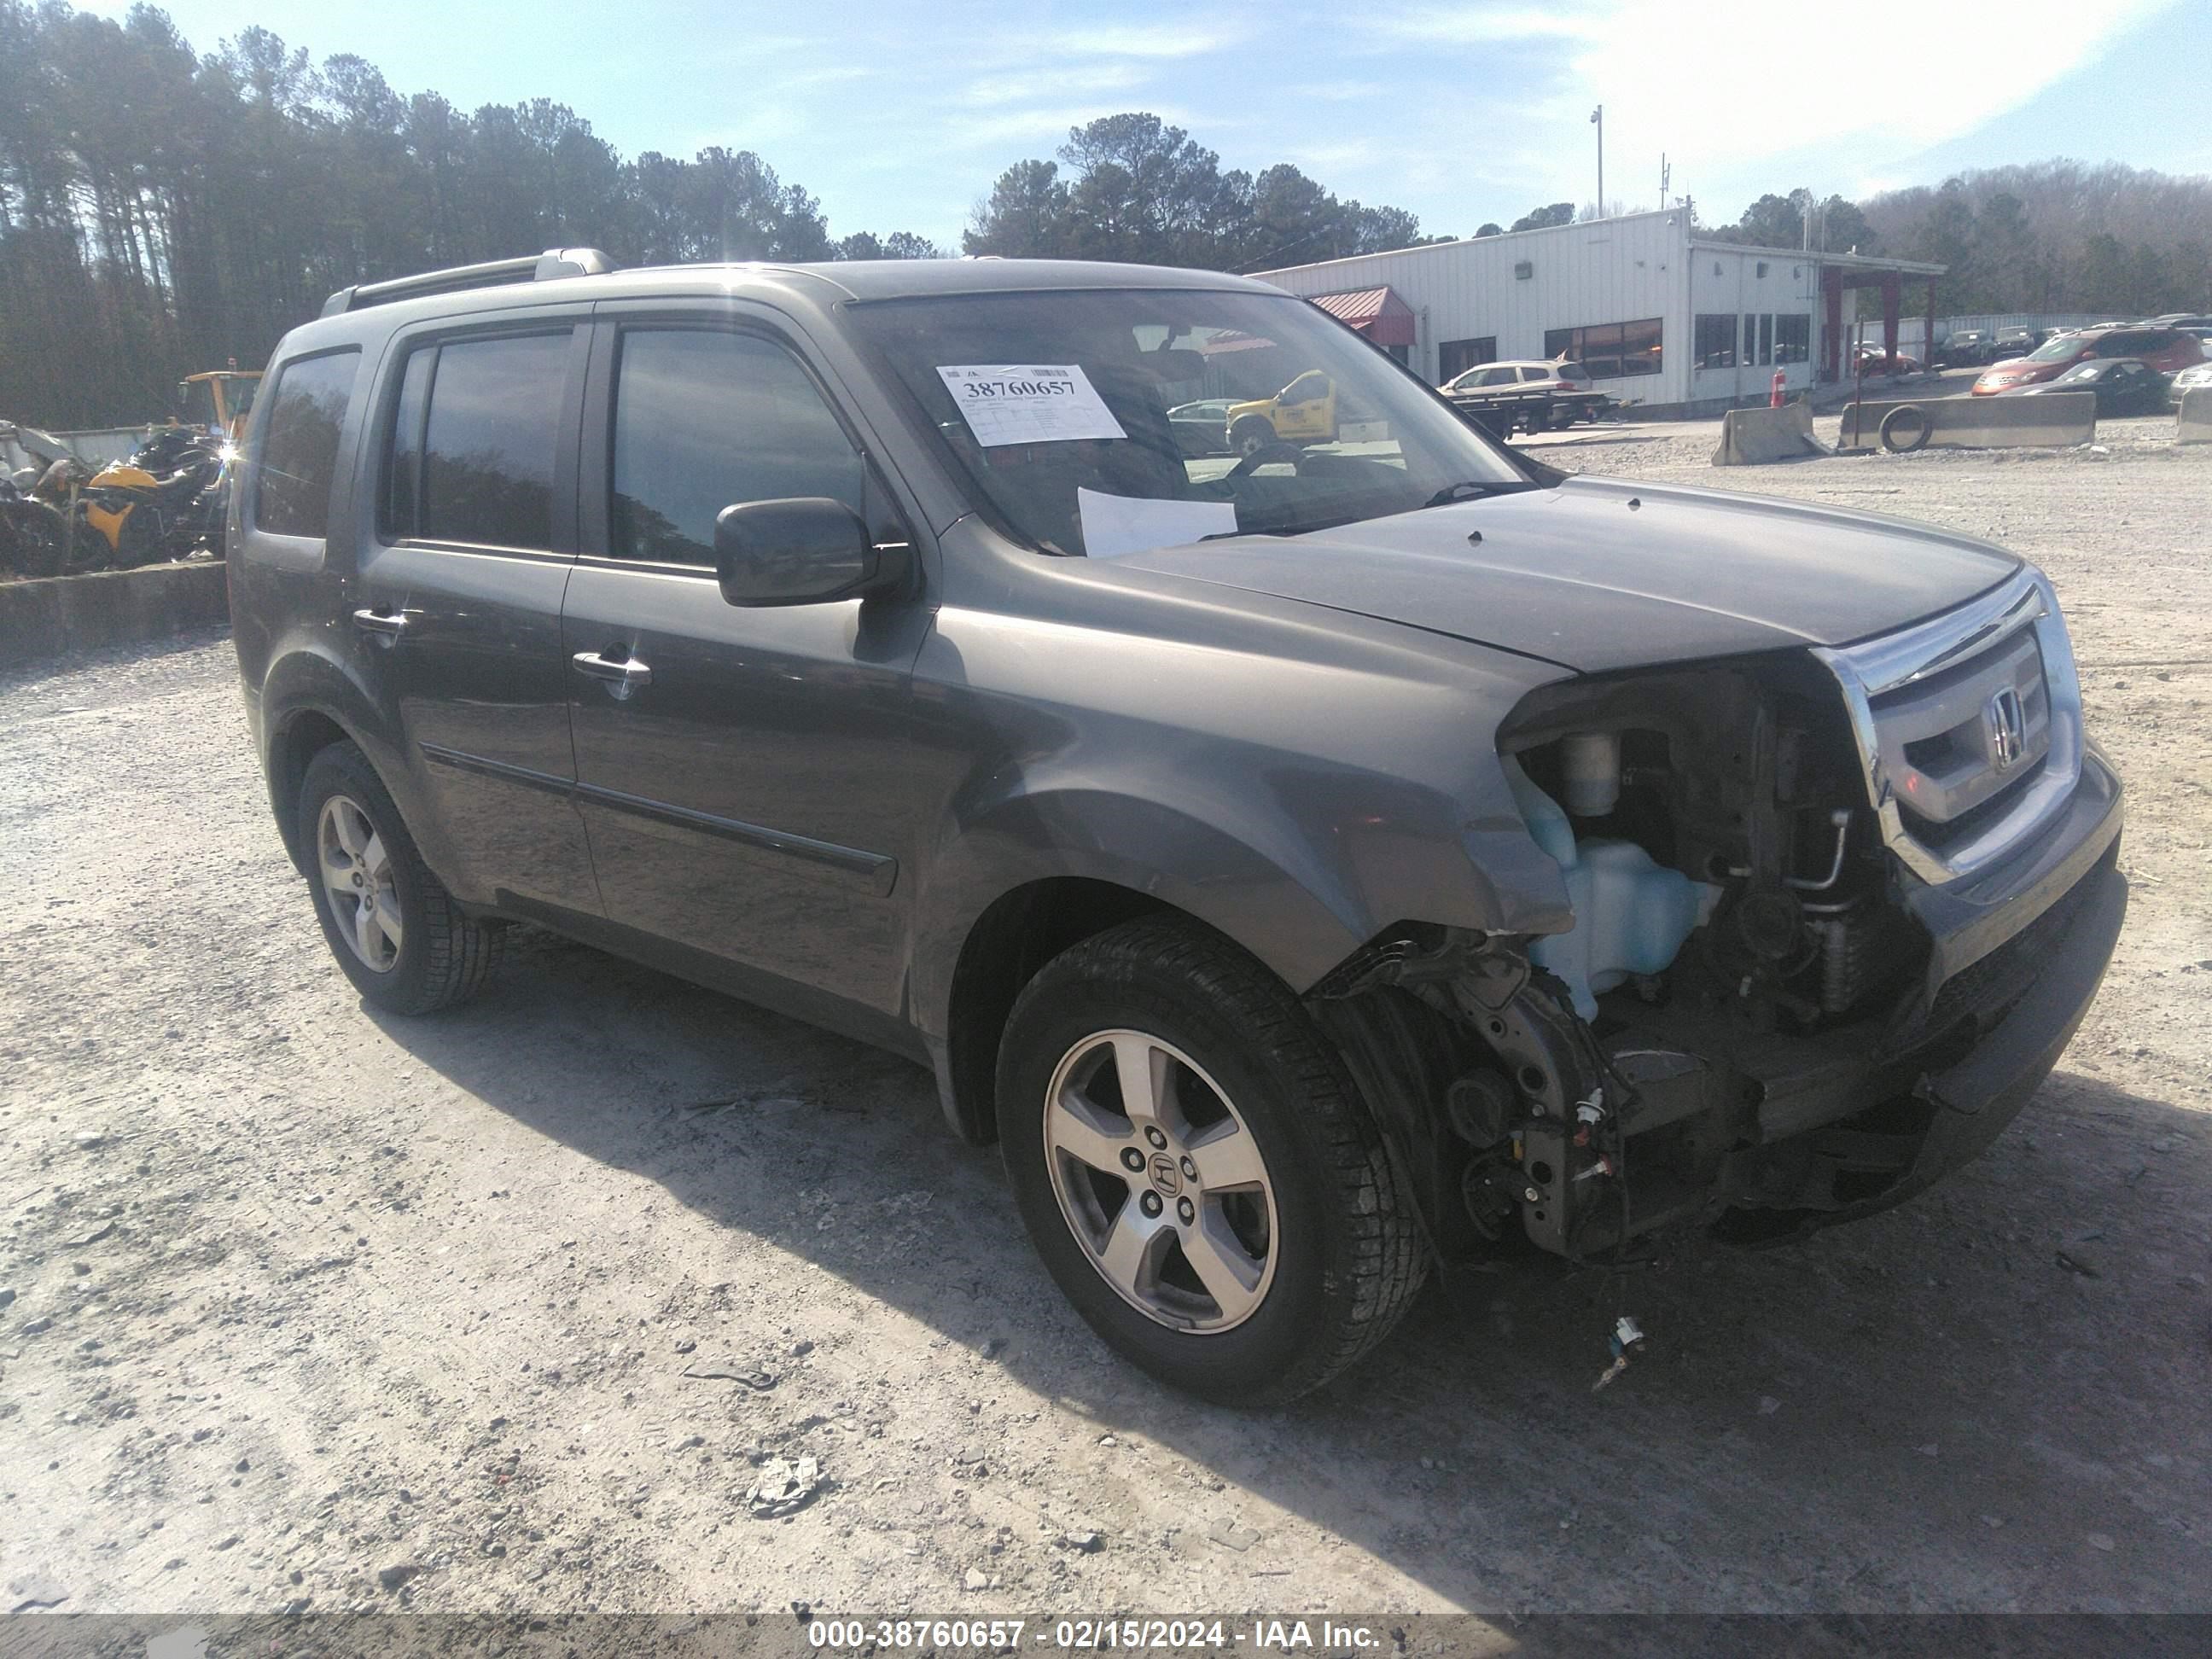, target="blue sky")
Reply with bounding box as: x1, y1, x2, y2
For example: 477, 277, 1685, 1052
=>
104, 0, 2210, 247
